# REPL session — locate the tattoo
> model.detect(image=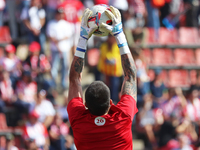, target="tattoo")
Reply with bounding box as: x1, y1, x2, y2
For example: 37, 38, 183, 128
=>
121, 54, 137, 100
74, 57, 84, 73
